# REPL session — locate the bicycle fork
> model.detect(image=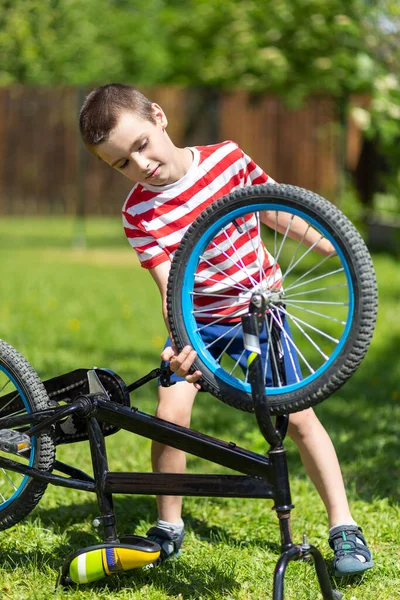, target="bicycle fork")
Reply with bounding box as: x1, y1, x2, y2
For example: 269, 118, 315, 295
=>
242, 296, 342, 600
